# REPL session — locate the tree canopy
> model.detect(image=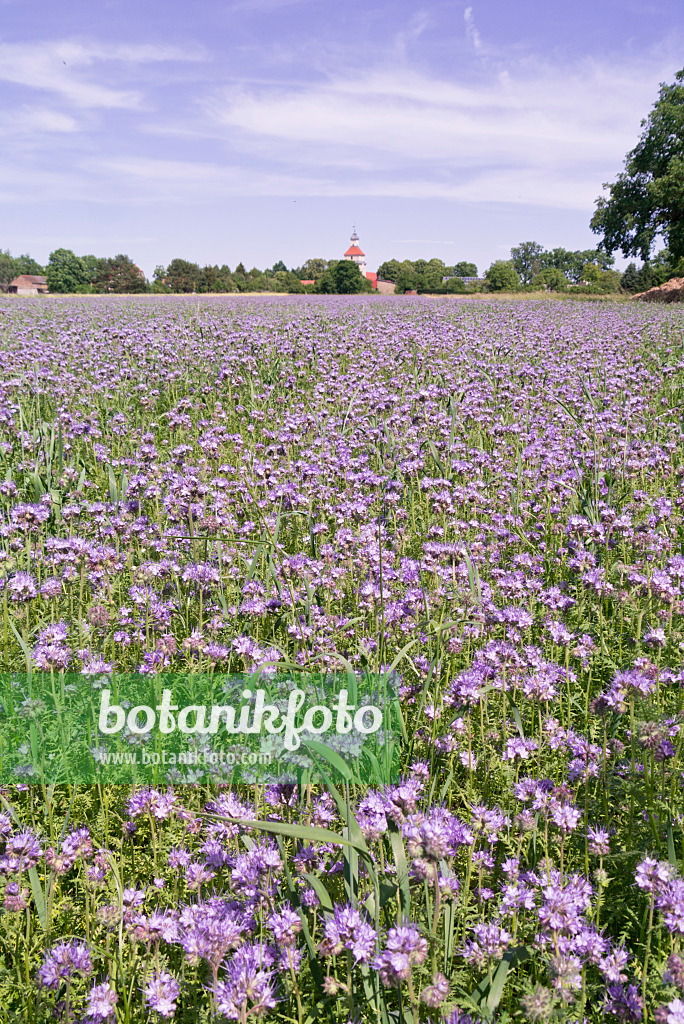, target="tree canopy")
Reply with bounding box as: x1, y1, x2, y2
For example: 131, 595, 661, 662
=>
296, 258, 328, 280
13, 254, 44, 276
94, 255, 147, 293
591, 68, 684, 264
164, 259, 200, 293
510, 242, 546, 285
484, 261, 520, 291
46, 249, 91, 293
317, 260, 372, 294
376, 257, 479, 292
